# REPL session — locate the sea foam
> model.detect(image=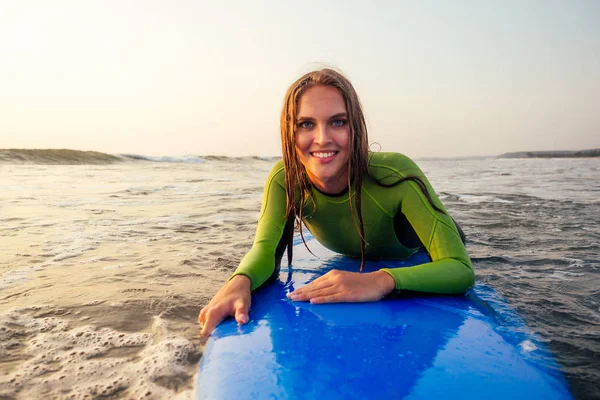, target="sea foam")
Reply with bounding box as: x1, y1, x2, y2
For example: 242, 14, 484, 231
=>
0, 309, 199, 400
